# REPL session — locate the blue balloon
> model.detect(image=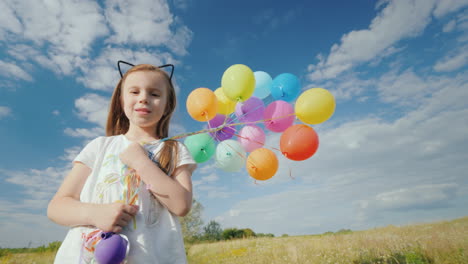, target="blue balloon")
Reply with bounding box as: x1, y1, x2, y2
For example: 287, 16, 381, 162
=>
271, 73, 301, 102
253, 71, 272, 99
